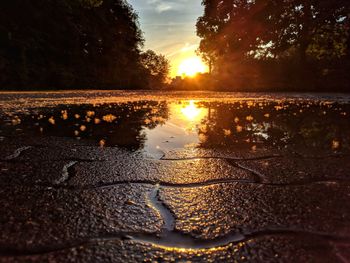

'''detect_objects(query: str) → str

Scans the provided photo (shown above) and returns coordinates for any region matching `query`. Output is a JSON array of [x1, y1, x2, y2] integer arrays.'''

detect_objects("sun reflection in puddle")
[[144, 100, 207, 158], [181, 100, 204, 121]]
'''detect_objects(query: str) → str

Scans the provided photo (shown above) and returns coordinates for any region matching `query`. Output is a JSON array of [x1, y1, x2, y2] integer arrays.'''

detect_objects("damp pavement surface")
[[1, 91, 350, 262]]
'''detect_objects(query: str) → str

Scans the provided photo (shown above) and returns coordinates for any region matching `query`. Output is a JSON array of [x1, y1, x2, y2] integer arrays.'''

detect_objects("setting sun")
[[178, 57, 207, 77]]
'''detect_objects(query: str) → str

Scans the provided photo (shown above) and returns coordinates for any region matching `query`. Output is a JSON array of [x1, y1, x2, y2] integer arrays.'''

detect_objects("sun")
[[178, 57, 207, 77]]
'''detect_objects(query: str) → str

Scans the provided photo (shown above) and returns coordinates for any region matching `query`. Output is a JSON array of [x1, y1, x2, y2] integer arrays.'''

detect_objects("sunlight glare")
[[180, 100, 204, 121], [178, 57, 206, 77]]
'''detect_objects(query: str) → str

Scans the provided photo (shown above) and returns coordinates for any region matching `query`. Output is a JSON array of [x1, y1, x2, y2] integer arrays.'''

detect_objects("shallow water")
[[0, 91, 349, 157]]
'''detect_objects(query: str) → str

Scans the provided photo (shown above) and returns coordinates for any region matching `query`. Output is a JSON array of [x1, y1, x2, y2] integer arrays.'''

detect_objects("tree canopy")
[[140, 50, 170, 88], [197, 0, 350, 91], [0, 0, 167, 90]]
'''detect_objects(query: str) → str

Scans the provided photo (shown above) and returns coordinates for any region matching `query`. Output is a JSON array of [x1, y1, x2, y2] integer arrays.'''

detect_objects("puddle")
[[0, 95, 350, 156]]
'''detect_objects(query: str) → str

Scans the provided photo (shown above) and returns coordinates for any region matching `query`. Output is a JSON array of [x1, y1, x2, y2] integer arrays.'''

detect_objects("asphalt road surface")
[[0, 91, 349, 262]]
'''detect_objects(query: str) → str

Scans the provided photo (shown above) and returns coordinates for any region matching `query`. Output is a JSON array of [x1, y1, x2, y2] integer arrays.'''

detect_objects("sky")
[[128, 0, 207, 77]]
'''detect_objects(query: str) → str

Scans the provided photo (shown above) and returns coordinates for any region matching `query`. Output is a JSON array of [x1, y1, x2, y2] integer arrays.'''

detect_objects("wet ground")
[[0, 91, 350, 262]]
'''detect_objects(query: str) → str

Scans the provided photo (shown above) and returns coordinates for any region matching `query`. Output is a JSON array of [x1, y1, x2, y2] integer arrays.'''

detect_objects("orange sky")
[[128, 0, 208, 77]]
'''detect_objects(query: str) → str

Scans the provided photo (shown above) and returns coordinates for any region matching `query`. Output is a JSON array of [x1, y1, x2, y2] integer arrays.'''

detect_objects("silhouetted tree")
[[0, 0, 164, 90], [197, 0, 350, 91], [140, 50, 170, 88], [78, 0, 103, 7]]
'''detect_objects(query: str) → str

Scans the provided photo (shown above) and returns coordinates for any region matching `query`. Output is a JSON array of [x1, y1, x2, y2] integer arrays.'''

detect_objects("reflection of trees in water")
[[0, 101, 169, 150], [197, 101, 350, 152], [2, 100, 350, 152]]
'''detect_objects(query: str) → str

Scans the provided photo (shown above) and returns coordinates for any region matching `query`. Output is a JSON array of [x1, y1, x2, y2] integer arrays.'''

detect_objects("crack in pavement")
[[76, 177, 350, 190], [2, 230, 349, 257], [225, 159, 264, 183], [2, 184, 350, 257], [2, 177, 350, 191], [129, 185, 350, 249], [1, 149, 350, 257], [53, 161, 78, 185], [3, 146, 32, 160], [5, 152, 349, 189], [0, 233, 129, 257]]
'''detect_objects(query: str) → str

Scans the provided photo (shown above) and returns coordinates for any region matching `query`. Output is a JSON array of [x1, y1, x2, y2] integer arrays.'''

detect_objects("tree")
[[197, 0, 349, 62], [196, 0, 350, 90], [0, 0, 148, 89], [78, 0, 103, 7], [140, 50, 170, 88]]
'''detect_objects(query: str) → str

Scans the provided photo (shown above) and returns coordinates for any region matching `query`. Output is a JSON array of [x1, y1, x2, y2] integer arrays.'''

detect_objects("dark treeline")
[[0, 0, 169, 90], [1, 0, 349, 91], [196, 0, 350, 91]]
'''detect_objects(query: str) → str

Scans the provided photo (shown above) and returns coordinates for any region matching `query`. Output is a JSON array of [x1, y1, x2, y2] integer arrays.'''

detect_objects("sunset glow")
[[178, 57, 207, 77], [180, 100, 205, 121]]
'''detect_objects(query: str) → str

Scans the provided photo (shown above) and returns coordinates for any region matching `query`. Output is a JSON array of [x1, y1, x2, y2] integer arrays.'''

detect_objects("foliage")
[[78, 0, 104, 8], [196, 0, 350, 91], [307, 24, 348, 60], [0, 0, 167, 90], [140, 50, 170, 88]]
